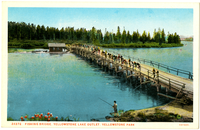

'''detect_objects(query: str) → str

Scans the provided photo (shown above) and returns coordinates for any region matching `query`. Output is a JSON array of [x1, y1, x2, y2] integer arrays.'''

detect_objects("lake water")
[[7, 41, 192, 121]]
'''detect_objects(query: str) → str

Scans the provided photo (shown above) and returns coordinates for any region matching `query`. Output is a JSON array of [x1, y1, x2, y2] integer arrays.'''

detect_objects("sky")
[[8, 8, 193, 37]]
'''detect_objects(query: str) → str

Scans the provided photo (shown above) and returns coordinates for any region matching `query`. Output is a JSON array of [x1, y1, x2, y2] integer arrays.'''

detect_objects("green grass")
[[8, 39, 89, 49], [8, 48, 36, 53], [95, 42, 183, 48], [8, 39, 183, 49]]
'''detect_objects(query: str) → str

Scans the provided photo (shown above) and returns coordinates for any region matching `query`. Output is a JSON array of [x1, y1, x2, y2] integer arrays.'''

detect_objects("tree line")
[[8, 21, 181, 45]]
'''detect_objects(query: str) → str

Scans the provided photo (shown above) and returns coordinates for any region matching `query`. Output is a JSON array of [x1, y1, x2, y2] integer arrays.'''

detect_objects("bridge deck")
[[71, 46, 193, 99], [140, 63, 193, 92]]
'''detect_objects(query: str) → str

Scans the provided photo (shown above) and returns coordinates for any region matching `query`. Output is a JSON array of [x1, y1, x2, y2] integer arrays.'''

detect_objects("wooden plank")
[[127, 73, 138, 78], [141, 80, 152, 85], [110, 67, 116, 69], [176, 88, 182, 98], [157, 93, 177, 100], [116, 70, 124, 73]]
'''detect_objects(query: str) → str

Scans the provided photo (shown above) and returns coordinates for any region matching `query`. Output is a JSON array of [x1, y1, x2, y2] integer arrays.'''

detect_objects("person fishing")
[[130, 61, 134, 68], [120, 56, 123, 64], [137, 63, 141, 71], [156, 69, 159, 78], [113, 101, 117, 113], [99, 98, 117, 113], [128, 58, 131, 67], [153, 68, 156, 78], [113, 55, 116, 62], [98, 47, 100, 55], [117, 54, 120, 63], [134, 61, 137, 70]]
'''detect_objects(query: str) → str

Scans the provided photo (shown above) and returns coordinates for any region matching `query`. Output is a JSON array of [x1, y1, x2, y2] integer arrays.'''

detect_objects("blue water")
[[8, 53, 173, 121], [8, 41, 192, 121]]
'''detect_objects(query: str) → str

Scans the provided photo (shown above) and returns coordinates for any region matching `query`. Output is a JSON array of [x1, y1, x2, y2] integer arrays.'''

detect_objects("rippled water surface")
[[8, 52, 174, 121]]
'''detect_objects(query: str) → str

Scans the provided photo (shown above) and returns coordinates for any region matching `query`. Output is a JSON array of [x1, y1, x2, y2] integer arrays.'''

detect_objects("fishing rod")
[[99, 98, 113, 106]]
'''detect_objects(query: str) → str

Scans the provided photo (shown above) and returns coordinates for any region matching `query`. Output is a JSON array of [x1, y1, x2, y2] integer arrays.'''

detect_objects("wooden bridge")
[[69, 45, 193, 101]]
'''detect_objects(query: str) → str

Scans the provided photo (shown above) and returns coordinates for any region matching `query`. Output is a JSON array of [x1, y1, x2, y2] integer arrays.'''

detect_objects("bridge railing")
[[106, 49, 193, 80], [74, 46, 187, 90], [119, 62, 186, 90]]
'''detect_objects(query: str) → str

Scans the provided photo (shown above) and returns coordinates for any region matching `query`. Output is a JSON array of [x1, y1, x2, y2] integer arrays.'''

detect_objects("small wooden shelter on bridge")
[[48, 43, 66, 52]]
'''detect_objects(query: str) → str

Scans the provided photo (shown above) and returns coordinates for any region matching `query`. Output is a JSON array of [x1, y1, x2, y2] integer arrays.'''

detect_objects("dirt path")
[[134, 100, 193, 118]]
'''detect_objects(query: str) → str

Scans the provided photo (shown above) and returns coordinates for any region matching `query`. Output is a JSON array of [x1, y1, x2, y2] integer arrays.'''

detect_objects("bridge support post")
[[156, 84, 161, 92], [102, 60, 105, 71], [135, 76, 139, 87], [126, 68, 128, 83], [116, 66, 118, 76], [129, 71, 133, 85], [166, 88, 169, 94]]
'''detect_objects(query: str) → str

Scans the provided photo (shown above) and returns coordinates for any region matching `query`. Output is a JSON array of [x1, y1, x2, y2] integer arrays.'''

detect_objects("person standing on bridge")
[[128, 58, 131, 67], [117, 54, 120, 63], [134, 62, 137, 70], [101, 50, 103, 56], [130, 61, 133, 68], [153, 68, 156, 78], [156, 70, 159, 78], [114, 55, 117, 62], [112, 101, 117, 113], [98, 47, 100, 55], [137, 63, 141, 71], [120, 56, 122, 66]]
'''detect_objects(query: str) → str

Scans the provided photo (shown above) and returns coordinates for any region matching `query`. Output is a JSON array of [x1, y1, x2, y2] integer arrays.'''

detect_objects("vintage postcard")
[[1, 1, 199, 129]]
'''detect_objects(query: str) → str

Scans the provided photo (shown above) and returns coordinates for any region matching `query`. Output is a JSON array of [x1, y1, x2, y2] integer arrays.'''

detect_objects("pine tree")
[[136, 30, 140, 40], [116, 26, 121, 43], [147, 32, 151, 42], [104, 31, 109, 44], [126, 31, 131, 43], [132, 31, 138, 42], [91, 27, 97, 43], [36, 25, 41, 40], [41, 25, 46, 40], [140, 30, 147, 44], [161, 29, 165, 43], [121, 29, 126, 44]]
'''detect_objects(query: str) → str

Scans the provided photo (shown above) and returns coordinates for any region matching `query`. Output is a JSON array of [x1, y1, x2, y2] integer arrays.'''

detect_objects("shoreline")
[[96, 44, 183, 48], [107, 97, 193, 122], [8, 40, 184, 49]]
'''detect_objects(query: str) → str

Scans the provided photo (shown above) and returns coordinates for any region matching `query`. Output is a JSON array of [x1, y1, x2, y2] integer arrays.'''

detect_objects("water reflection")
[[82, 56, 175, 108]]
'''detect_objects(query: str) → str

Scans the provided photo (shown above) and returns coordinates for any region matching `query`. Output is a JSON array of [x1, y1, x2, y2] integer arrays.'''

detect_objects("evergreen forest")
[[8, 21, 182, 49]]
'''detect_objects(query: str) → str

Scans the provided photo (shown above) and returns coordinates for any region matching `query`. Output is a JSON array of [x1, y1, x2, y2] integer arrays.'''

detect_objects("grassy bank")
[[8, 40, 48, 49], [94, 42, 184, 48], [106, 96, 193, 122], [8, 39, 82, 49], [8, 40, 183, 49]]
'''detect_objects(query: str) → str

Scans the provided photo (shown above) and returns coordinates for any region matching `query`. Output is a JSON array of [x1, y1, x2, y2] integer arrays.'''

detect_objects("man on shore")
[[113, 101, 117, 113]]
